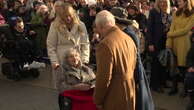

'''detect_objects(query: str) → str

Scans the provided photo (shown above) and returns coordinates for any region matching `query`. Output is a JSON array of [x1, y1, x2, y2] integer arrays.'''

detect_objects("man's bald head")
[[94, 10, 116, 39], [95, 10, 116, 28]]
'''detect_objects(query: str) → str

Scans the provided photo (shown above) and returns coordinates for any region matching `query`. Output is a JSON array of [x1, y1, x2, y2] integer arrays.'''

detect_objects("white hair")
[[95, 10, 116, 27]]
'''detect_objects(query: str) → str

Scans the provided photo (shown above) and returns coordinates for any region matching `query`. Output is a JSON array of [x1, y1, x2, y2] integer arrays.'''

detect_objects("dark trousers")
[[189, 92, 194, 109], [150, 52, 167, 90]]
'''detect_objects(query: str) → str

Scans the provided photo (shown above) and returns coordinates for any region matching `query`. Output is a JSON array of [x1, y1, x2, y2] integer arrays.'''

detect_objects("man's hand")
[[92, 33, 100, 42], [29, 30, 36, 35], [73, 83, 91, 91], [96, 105, 103, 110], [52, 63, 59, 70]]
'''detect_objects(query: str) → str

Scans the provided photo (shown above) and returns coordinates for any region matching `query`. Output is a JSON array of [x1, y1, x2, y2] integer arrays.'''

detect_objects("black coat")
[[147, 9, 171, 51], [186, 34, 194, 67]]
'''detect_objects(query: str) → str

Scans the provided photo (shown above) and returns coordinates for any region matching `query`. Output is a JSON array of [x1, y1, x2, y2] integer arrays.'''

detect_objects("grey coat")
[[56, 64, 96, 93]]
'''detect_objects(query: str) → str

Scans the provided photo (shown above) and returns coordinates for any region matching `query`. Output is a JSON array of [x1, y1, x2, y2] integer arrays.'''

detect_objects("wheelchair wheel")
[[6, 73, 21, 81]]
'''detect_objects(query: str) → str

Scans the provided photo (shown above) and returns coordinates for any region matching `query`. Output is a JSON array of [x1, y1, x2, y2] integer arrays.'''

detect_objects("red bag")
[[61, 89, 97, 110]]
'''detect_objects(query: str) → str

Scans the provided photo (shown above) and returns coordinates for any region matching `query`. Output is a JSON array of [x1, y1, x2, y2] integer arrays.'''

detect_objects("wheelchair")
[[0, 24, 40, 81]]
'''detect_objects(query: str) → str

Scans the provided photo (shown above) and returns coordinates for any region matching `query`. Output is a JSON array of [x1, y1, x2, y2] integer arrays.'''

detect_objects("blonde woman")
[[47, 1, 90, 88], [147, 0, 172, 93], [166, 0, 194, 95]]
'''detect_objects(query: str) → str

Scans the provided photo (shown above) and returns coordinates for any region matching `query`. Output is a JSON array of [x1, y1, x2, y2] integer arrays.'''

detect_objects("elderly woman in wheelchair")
[[56, 48, 96, 110]]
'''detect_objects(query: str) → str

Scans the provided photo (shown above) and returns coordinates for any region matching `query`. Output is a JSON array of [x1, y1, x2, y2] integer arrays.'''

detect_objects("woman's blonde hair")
[[155, 0, 171, 14], [54, 1, 83, 34]]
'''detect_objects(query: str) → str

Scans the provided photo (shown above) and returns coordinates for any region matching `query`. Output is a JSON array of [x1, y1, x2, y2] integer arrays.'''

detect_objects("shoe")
[[28, 61, 46, 69], [168, 88, 178, 96], [23, 63, 29, 69]]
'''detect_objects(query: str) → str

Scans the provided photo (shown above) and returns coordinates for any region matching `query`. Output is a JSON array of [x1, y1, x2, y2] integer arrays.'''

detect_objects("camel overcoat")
[[94, 27, 137, 110]]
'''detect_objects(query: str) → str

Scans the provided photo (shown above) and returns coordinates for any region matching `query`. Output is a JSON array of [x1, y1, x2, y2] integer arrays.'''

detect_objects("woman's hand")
[[188, 67, 194, 72], [148, 45, 155, 52], [166, 45, 172, 49], [73, 83, 91, 91], [52, 63, 60, 70]]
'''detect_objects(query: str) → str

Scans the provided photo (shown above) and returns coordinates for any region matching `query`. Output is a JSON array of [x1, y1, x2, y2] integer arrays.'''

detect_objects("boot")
[[168, 87, 178, 96], [168, 78, 178, 96]]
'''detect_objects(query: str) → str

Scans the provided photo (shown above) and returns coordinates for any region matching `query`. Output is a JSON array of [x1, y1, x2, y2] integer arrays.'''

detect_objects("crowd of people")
[[0, 0, 194, 110]]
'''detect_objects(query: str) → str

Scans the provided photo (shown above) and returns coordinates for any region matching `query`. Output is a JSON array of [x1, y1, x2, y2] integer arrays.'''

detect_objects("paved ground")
[[0, 58, 189, 110], [0, 80, 59, 110]]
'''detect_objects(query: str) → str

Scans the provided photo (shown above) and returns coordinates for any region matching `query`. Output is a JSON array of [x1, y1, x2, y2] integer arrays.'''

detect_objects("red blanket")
[[61, 89, 97, 110]]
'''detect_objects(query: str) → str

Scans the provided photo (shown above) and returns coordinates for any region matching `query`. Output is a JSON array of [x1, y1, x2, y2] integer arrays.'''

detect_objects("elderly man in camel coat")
[[94, 10, 137, 110]]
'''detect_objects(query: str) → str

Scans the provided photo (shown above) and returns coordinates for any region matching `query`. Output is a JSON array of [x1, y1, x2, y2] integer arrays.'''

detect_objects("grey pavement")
[[0, 80, 59, 110], [0, 58, 189, 110]]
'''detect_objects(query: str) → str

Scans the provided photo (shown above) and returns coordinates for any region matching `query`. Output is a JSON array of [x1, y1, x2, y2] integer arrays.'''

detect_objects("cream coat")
[[47, 20, 90, 88], [47, 21, 90, 65]]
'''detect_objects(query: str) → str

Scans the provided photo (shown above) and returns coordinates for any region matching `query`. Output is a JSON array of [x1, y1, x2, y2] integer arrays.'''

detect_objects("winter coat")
[[166, 13, 194, 66], [124, 25, 154, 110], [186, 35, 194, 68], [123, 26, 145, 54], [94, 26, 137, 110], [47, 20, 90, 66], [147, 8, 171, 51], [56, 64, 95, 93], [47, 20, 90, 89]]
